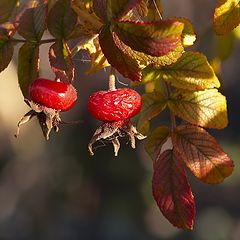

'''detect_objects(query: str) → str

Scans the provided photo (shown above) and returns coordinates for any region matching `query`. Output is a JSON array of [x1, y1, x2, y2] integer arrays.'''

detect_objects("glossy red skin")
[[88, 88, 142, 121], [29, 79, 77, 111]]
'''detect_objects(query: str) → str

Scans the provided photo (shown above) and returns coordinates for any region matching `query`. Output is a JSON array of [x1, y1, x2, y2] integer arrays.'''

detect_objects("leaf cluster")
[[0, 0, 238, 231]]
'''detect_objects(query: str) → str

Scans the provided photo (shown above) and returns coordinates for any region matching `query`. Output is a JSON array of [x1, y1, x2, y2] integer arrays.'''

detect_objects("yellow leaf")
[[80, 37, 110, 74], [168, 89, 228, 129], [72, 0, 102, 36], [142, 52, 220, 90], [214, 0, 240, 35], [138, 91, 167, 130], [233, 25, 240, 38], [173, 18, 196, 47], [145, 125, 170, 161], [173, 125, 234, 184]]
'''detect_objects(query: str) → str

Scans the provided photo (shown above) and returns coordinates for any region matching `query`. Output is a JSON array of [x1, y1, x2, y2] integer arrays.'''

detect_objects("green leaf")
[[49, 40, 74, 82], [47, 0, 78, 39], [214, 0, 240, 35], [147, 52, 220, 91], [99, 26, 142, 81], [114, 20, 184, 57], [0, 37, 14, 73], [152, 149, 196, 230], [0, 0, 18, 24], [173, 125, 234, 184], [18, 2, 47, 42], [173, 18, 196, 47], [18, 42, 39, 98], [145, 125, 170, 161], [138, 91, 167, 130], [168, 89, 228, 129], [141, 66, 162, 84]]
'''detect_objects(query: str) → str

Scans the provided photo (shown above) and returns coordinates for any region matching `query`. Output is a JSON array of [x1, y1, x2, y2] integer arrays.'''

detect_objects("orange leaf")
[[214, 0, 240, 35], [152, 149, 196, 230], [173, 125, 234, 184]]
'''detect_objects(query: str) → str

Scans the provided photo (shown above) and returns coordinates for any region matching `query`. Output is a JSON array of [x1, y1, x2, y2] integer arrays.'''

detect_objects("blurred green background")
[[0, 0, 240, 239]]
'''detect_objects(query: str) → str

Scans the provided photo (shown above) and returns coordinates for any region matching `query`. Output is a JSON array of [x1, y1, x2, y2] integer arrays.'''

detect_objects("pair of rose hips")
[[16, 78, 144, 156]]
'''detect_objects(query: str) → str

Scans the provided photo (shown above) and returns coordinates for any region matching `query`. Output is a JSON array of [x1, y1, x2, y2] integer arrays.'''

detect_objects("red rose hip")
[[88, 88, 142, 121], [88, 87, 145, 156], [15, 78, 78, 140], [30, 78, 77, 111]]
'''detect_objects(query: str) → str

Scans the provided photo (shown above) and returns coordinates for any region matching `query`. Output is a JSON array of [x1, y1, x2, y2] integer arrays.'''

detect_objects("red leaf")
[[114, 20, 184, 57], [49, 40, 74, 82], [173, 125, 234, 184], [152, 149, 196, 230], [99, 26, 142, 81]]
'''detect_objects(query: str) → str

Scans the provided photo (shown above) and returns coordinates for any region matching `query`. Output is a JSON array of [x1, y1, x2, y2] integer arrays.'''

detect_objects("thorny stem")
[[164, 82, 176, 130], [109, 67, 116, 91]]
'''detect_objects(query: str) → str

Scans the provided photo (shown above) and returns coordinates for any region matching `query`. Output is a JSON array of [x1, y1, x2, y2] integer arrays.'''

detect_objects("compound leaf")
[[152, 149, 196, 230], [168, 89, 228, 129], [173, 124, 234, 183]]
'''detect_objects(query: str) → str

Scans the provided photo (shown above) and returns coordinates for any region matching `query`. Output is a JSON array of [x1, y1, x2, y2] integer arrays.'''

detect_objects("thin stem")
[[12, 38, 26, 43], [109, 67, 116, 91], [39, 39, 57, 44], [152, 0, 163, 20], [12, 38, 57, 44], [164, 82, 176, 130]]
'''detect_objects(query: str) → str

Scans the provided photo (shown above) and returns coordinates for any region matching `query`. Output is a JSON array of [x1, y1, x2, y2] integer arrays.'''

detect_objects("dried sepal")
[[88, 119, 146, 156], [15, 99, 62, 140]]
